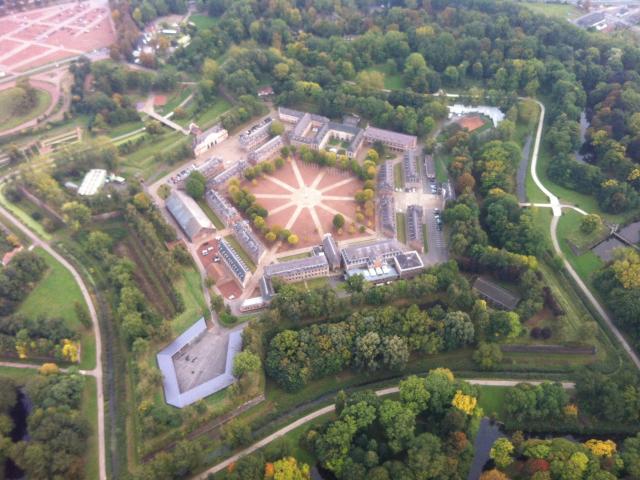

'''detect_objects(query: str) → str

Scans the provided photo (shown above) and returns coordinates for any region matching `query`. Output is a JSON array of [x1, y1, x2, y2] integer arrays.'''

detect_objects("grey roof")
[[378, 161, 394, 193], [379, 196, 396, 235], [157, 319, 244, 408], [473, 277, 520, 310], [342, 239, 403, 269], [206, 189, 238, 227], [260, 275, 275, 300], [165, 191, 214, 241], [195, 124, 225, 145], [240, 117, 272, 147], [278, 107, 305, 121], [210, 161, 248, 187], [322, 233, 341, 270], [364, 126, 417, 150], [403, 150, 420, 185], [394, 251, 424, 271], [232, 220, 265, 263], [617, 221, 640, 245], [406, 205, 423, 242], [264, 254, 328, 278], [248, 135, 283, 163], [592, 237, 626, 262], [219, 239, 250, 283], [577, 11, 605, 27]]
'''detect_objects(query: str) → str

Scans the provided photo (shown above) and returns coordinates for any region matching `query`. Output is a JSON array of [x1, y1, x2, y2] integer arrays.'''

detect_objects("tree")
[[287, 234, 299, 245], [479, 470, 509, 480], [232, 351, 261, 378], [270, 121, 284, 136], [133, 192, 152, 210], [379, 399, 416, 453], [185, 171, 206, 199], [355, 71, 384, 93], [270, 457, 311, 480], [62, 201, 91, 232], [158, 184, 171, 199], [345, 274, 365, 293], [473, 343, 503, 370], [580, 214, 602, 234], [333, 214, 345, 230], [382, 335, 409, 370], [490, 438, 514, 469], [399, 375, 431, 413], [443, 311, 474, 349]]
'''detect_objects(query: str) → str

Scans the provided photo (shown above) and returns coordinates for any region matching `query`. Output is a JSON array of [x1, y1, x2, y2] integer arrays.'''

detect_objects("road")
[[193, 378, 574, 479], [0, 202, 107, 480]]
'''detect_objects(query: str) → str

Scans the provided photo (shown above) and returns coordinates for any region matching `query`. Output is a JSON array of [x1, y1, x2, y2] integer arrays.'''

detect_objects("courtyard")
[[245, 158, 375, 252]]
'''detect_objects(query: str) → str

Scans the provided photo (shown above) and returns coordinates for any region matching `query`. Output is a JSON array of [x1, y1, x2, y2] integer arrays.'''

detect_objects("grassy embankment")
[[0, 87, 52, 133]]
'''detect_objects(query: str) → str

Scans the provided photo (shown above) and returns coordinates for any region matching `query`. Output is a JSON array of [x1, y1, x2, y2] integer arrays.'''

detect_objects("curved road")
[[522, 100, 640, 370], [0, 203, 107, 479], [194, 379, 574, 479]]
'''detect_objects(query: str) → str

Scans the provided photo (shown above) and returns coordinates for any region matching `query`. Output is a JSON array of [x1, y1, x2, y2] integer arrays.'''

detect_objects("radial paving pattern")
[[247, 159, 375, 248]]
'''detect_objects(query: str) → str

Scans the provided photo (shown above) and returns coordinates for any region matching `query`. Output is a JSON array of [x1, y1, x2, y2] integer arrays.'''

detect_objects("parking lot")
[[424, 206, 448, 265]]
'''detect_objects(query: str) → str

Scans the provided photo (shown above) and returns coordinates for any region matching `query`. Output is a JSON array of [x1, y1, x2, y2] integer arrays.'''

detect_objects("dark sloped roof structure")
[[473, 277, 520, 311], [165, 191, 214, 241]]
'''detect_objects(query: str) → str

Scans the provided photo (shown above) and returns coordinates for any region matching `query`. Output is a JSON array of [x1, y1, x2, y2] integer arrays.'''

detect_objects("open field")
[[365, 63, 405, 90], [190, 14, 220, 30], [0, 188, 52, 240], [176, 97, 232, 129], [518, 1, 582, 19], [171, 265, 208, 335], [557, 209, 604, 281], [0, 87, 51, 132], [18, 247, 96, 370], [196, 198, 225, 229]]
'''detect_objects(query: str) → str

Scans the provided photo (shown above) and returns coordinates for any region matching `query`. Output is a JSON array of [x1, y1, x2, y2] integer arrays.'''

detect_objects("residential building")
[[473, 276, 520, 311], [278, 107, 304, 124], [239, 117, 273, 150], [78, 169, 107, 196], [322, 233, 341, 271], [219, 238, 251, 288], [175, 157, 223, 188], [393, 251, 424, 279], [206, 189, 238, 227], [378, 160, 394, 194], [232, 220, 266, 264], [379, 196, 396, 238], [403, 150, 420, 189], [165, 191, 215, 242], [364, 126, 417, 151], [248, 135, 284, 164], [405, 205, 424, 252], [264, 255, 329, 283], [192, 124, 228, 156], [341, 239, 403, 271]]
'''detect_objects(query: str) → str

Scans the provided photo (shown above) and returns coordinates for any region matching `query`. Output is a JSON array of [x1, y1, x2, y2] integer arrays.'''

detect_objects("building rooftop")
[[473, 276, 520, 310], [322, 233, 341, 269], [342, 239, 403, 267], [232, 220, 265, 262], [78, 169, 107, 196], [157, 318, 244, 408], [364, 126, 417, 149], [394, 251, 424, 271], [219, 239, 250, 283], [165, 190, 214, 241], [194, 124, 226, 145], [264, 254, 329, 278], [346, 263, 399, 283], [617, 221, 640, 245]]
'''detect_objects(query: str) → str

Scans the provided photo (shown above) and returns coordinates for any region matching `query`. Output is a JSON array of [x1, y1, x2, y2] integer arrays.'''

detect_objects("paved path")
[[193, 378, 574, 479], [0, 202, 107, 480]]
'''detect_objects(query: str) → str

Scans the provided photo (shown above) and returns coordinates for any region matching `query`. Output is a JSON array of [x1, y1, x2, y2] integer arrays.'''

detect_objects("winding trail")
[[0, 202, 107, 479], [193, 378, 574, 479]]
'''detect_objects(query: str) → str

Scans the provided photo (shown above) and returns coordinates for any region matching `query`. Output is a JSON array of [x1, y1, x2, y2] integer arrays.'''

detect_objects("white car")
[[207, 246, 214, 252], [202, 250, 208, 256]]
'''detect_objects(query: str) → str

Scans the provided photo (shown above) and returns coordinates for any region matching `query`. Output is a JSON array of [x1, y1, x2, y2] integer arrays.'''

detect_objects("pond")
[[468, 417, 505, 480], [5, 389, 30, 480]]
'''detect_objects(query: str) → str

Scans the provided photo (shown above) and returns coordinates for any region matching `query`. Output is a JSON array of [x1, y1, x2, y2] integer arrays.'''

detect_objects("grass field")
[[0, 87, 51, 133], [435, 155, 449, 183], [196, 198, 225, 229], [0, 188, 52, 240], [119, 132, 187, 179], [394, 163, 404, 189], [18, 248, 96, 370], [190, 14, 220, 29], [83, 376, 99, 480], [158, 86, 194, 115], [171, 265, 208, 335], [365, 63, 405, 90], [519, 1, 582, 19], [396, 212, 407, 243], [177, 97, 232, 130], [224, 234, 257, 271], [422, 223, 429, 252], [557, 209, 604, 281], [107, 121, 145, 138], [477, 385, 509, 419]]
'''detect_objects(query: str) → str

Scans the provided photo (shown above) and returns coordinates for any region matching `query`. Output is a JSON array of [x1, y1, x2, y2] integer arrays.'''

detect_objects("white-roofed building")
[[78, 169, 107, 196]]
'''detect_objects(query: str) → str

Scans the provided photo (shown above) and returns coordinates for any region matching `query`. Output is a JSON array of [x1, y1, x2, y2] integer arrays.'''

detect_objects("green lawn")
[[170, 265, 208, 335], [119, 132, 186, 179], [558, 208, 609, 253], [196, 198, 225, 229], [557, 209, 604, 281], [396, 212, 407, 243], [18, 248, 96, 370], [365, 64, 405, 90], [107, 121, 145, 138], [158, 86, 194, 115], [394, 163, 404, 189], [0, 188, 52, 240], [434, 155, 449, 183], [422, 223, 429, 253], [178, 98, 232, 130], [223, 235, 257, 271], [519, 1, 582, 19], [190, 14, 220, 29], [477, 385, 509, 419], [0, 87, 52, 133]]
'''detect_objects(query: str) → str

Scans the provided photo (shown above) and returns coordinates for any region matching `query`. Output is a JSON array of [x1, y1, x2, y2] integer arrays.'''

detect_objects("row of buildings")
[[278, 107, 417, 158]]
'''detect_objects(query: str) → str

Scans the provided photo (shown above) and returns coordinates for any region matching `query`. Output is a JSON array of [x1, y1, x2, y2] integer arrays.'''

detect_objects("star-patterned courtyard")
[[245, 158, 376, 251]]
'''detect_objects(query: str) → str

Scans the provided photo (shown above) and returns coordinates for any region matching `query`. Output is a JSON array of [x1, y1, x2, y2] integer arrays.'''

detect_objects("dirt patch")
[[456, 115, 486, 132], [218, 280, 242, 299]]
